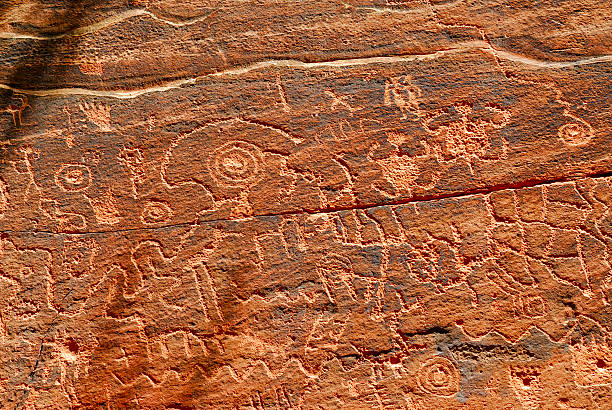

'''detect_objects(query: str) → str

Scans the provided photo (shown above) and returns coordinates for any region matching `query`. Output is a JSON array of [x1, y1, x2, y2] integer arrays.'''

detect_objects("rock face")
[[0, 0, 611, 408]]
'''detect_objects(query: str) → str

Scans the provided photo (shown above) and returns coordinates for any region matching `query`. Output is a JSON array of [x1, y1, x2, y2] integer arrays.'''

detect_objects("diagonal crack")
[[258, 169, 612, 219], [1, 169, 610, 237]]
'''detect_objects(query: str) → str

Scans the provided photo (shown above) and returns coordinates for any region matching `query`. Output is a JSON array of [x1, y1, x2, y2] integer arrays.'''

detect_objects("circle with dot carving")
[[558, 121, 592, 146], [141, 201, 173, 225], [55, 164, 92, 192], [209, 141, 264, 187], [417, 356, 460, 396]]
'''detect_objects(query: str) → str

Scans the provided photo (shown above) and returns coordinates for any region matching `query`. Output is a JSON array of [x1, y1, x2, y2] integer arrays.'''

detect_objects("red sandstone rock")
[[0, 1, 610, 408]]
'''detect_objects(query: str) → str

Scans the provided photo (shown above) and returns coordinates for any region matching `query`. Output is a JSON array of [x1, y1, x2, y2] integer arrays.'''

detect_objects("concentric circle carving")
[[558, 121, 592, 146], [417, 356, 460, 396], [141, 201, 173, 224], [55, 164, 92, 192], [208, 141, 264, 187]]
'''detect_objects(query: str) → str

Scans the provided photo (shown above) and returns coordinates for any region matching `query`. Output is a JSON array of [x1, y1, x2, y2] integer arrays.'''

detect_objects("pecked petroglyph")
[[416, 356, 461, 397], [0, 1, 610, 407], [0, 176, 610, 407], [55, 164, 92, 193], [79, 101, 113, 132]]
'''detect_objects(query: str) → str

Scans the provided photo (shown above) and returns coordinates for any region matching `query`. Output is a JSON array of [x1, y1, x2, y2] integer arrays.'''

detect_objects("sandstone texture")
[[0, 0, 611, 409]]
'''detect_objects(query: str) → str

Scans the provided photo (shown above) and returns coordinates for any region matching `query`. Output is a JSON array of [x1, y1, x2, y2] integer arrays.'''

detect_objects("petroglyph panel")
[[0, 0, 610, 408], [0, 176, 610, 407], [0, 50, 610, 233]]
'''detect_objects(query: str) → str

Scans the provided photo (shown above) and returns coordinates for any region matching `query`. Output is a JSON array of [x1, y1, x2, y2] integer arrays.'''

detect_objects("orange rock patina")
[[0, 0, 611, 408]]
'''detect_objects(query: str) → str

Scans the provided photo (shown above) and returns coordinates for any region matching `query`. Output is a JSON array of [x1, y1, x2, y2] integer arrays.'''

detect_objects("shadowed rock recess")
[[0, 0, 611, 408]]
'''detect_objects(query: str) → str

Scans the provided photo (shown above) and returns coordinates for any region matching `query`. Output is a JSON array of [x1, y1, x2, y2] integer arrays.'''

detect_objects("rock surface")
[[0, 0, 611, 408]]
